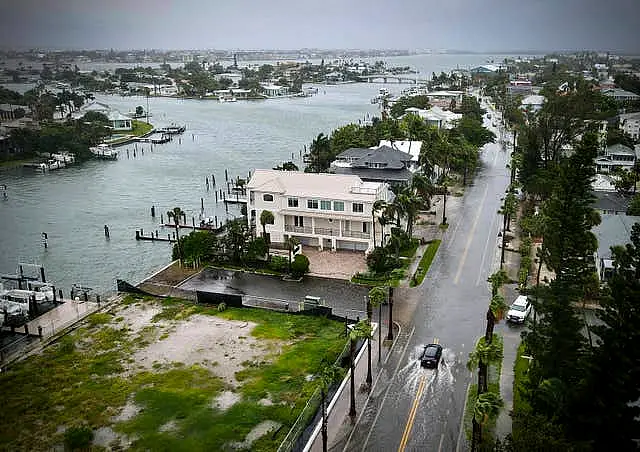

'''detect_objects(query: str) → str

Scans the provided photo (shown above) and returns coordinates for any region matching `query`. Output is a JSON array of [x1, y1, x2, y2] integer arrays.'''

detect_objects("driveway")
[[301, 247, 368, 280]]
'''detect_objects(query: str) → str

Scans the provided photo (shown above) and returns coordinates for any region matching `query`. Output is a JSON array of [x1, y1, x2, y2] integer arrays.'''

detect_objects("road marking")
[[475, 205, 499, 286], [398, 373, 426, 452], [456, 377, 473, 452], [454, 183, 489, 285], [438, 432, 446, 452], [358, 326, 416, 452]]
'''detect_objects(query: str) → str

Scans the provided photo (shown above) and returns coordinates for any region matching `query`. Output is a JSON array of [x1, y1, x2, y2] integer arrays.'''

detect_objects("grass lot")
[[0, 296, 347, 451], [131, 120, 153, 136], [410, 240, 441, 287], [512, 341, 531, 413]]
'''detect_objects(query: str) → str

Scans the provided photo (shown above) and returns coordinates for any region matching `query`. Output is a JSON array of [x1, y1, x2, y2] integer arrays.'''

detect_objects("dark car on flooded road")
[[420, 343, 443, 368]]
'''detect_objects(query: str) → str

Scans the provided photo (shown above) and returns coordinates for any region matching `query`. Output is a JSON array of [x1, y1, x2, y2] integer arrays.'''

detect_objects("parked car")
[[420, 343, 443, 368], [507, 295, 532, 324]]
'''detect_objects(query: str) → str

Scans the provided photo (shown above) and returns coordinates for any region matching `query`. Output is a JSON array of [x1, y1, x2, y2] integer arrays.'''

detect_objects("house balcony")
[[342, 229, 371, 239], [314, 226, 339, 236], [284, 224, 313, 234]]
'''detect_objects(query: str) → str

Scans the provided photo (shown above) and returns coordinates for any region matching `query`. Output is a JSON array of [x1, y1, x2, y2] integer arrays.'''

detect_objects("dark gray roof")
[[336, 147, 372, 159], [351, 146, 412, 170], [592, 191, 631, 213], [593, 214, 640, 259], [333, 166, 413, 184]]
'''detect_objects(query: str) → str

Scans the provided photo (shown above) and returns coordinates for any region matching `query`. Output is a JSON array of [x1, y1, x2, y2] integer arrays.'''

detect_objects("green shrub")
[[267, 255, 288, 273], [366, 247, 398, 273], [64, 426, 93, 451], [291, 254, 310, 277]]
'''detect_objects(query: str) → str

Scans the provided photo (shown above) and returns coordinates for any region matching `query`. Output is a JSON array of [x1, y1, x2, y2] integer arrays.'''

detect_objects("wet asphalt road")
[[342, 111, 511, 452]]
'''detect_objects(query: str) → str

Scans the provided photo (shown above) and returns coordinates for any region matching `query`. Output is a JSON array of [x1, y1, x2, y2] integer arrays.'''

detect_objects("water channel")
[[0, 54, 529, 295]]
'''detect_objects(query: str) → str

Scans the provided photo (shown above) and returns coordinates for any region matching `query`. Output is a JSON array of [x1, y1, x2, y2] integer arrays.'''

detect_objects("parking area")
[[301, 247, 368, 280]]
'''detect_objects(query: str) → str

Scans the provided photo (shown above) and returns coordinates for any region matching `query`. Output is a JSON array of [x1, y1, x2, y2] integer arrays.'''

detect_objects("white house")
[[602, 88, 640, 102], [405, 106, 461, 129], [260, 83, 289, 97], [521, 94, 545, 113], [619, 112, 640, 141], [595, 143, 637, 174], [246, 169, 393, 253], [593, 214, 640, 281], [72, 101, 132, 131], [378, 140, 423, 171]]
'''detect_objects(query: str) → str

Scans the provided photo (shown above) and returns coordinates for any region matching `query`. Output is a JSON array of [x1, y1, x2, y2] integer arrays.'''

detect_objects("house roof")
[[592, 174, 617, 192], [350, 146, 412, 170], [247, 169, 386, 201], [593, 214, 640, 259], [106, 111, 131, 121], [592, 191, 631, 213], [522, 95, 545, 106], [619, 112, 640, 121], [332, 166, 413, 183], [378, 140, 422, 161], [606, 143, 635, 156]]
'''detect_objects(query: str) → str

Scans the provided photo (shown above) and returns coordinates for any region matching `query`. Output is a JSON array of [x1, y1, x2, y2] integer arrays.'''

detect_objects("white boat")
[[50, 152, 76, 165], [37, 159, 66, 172], [219, 94, 237, 102], [90, 144, 118, 160]]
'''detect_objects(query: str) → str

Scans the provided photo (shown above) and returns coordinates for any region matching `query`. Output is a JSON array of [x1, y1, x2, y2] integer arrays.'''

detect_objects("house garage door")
[[337, 240, 368, 252]]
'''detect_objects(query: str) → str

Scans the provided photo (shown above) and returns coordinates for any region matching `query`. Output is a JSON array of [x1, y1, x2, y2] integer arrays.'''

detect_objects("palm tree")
[[307, 133, 331, 173], [285, 236, 300, 274], [372, 200, 387, 249], [410, 172, 435, 211], [467, 335, 503, 395], [318, 362, 340, 452], [349, 319, 373, 418], [167, 207, 186, 262], [471, 391, 503, 451], [368, 286, 386, 369], [485, 293, 507, 344], [259, 210, 274, 244]]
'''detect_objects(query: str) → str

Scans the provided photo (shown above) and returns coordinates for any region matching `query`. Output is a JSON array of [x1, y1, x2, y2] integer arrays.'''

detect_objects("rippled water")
[[1, 54, 527, 295]]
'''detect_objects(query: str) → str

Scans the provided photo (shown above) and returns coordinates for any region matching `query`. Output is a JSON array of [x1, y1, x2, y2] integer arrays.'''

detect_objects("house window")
[[333, 201, 344, 211], [307, 199, 319, 209], [263, 194, 274, 202], [362, 222, 369, 233], [295, 216, 304, 227], [320, 200, 332, 210], [352, 203, 364, 213], [288, 198, 298, 207]]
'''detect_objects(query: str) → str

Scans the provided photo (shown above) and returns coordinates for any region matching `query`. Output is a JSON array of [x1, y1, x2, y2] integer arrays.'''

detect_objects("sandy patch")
[[92, 426, 132, 449], [212, 390, 241, 411], [159, 420, 179, 433], [119, 303, 163, 335], [228, 420, 282, 450], [130, 313, 265, 386], [111, 399, 141, 423]]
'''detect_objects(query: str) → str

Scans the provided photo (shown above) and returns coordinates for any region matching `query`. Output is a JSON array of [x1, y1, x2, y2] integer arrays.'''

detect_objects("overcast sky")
[[1, 0, 638, 53]]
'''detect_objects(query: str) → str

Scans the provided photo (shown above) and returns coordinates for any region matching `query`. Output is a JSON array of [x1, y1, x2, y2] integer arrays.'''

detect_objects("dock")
[[162, 223, 226, 233], [135, 230, 176, 243]]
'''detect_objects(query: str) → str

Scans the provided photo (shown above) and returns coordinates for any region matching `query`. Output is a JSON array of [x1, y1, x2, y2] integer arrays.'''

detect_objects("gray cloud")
[[0, 0, 638, 52]]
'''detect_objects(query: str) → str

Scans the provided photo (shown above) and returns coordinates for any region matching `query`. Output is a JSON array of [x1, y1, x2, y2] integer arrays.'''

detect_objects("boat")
[[90, 144, 118, 160], [50, 152, 76, 165], [219, 94, 237, 103], [157, 124, 186, 135], [36, 159, 66, 172]]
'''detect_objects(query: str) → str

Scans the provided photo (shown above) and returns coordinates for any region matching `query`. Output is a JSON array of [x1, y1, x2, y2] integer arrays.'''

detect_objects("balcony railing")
[[314, 227, 339, 236], [284, 224, 313, 234], [342, 230, 371, 239]]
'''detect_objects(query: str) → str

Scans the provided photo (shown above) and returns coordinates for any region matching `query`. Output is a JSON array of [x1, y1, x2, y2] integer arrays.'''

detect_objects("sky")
[[0, 0, 639, 53]]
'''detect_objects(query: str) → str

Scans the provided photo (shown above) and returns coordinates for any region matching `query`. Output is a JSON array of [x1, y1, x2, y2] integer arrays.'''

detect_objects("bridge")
[[357, 73, 430, 84]]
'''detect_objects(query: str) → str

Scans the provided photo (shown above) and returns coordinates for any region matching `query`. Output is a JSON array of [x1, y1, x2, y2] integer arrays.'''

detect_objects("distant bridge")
[[357, 73, 430, 84]]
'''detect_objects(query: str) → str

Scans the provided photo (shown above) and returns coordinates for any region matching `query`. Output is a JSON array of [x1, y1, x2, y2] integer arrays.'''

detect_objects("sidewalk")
[[304, 321, 400, 452]]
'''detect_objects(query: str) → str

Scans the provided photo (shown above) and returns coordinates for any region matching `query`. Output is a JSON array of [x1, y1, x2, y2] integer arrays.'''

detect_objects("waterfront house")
[[246, 169, 393, 253], [260, 84, 289, 98], [330, 145, 414, 186], [592, 190, 632, 215], [593, 214, 640, 281], [73, 101, 132, 131], [378, 140, 423, 170], [595, 143, 637, 174]]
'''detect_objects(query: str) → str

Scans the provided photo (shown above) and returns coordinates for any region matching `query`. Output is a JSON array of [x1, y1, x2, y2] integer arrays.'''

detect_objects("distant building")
[[593, 214, 640, 281], [507, 80, 533, 96], [595, 144, 637, 174], [404, 106, 461, 129], [260, 83, 289, 97], [619, 112, 640, 141], [72, 101, 132, 131], [602, 88, 640, 102], [521, 94, 545, 113], [592, 191, 632, 215]]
